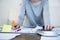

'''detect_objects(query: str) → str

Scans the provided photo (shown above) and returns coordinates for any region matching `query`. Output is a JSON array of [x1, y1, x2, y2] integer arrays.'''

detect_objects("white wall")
[[8, 0, 23, 23], [0, 0, 23, 25], [0, 0, 8, 25], [49, 0, 60, 27]]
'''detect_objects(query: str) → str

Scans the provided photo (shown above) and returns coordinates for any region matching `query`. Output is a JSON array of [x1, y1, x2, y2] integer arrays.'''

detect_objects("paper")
[[17, 28, 36, 33], [2, 25, 12, 32]]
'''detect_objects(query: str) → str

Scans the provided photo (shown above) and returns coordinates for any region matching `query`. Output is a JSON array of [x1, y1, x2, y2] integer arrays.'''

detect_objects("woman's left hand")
[[43, 25, 54, 31]]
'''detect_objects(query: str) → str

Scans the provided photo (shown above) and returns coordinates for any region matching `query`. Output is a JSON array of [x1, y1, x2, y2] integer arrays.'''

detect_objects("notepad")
[[2, 25, 12, 32]]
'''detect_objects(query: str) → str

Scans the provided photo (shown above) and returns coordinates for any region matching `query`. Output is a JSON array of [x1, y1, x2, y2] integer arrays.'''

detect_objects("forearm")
[[17, 17, 24, 26]]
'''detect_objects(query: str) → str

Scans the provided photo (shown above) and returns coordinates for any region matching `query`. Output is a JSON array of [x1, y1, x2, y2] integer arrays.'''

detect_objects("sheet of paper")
[[17, 28, 37, 33], [2, 25, 12, 32]]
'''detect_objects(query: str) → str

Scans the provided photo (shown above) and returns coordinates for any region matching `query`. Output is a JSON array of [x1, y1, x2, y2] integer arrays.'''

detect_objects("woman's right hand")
[[12, 25, 20, 30]]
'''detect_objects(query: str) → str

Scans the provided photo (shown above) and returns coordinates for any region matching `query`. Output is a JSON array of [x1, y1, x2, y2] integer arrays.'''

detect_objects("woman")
[[12, 0, 54, 40], [14, 0, 54, 30]]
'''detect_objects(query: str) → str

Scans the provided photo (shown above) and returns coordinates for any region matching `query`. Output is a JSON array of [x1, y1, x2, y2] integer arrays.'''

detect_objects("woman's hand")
[[12, 25, 20, 30], [43, 25, 54, 31]]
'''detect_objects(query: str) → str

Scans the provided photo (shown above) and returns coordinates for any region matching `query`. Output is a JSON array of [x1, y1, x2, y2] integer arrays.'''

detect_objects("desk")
[[0, 26, 60, 40], [0, 27, 37, 40]]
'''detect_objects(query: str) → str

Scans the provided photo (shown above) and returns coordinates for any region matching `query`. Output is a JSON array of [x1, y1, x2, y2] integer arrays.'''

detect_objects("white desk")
[[0, 27, 37, 40], [0, 26, 60, 40]]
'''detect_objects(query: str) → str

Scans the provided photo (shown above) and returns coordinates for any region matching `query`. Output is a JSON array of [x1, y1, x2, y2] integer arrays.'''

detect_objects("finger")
[[52, 26, 54, 29], [51, 26, 54, 30], [49, 26, 54, 30], [16, 25, 20, 29], [47, 25, 50, 30], [46, 25, 48, 30], [49, 25, 52, 30], [12, 27, 17, 30], [44, 25, 47, 30], [43, 26, 44, 30]]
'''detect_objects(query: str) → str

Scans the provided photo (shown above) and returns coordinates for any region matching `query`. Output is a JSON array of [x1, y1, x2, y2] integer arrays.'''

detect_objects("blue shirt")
[[18, 0, 49, 28]]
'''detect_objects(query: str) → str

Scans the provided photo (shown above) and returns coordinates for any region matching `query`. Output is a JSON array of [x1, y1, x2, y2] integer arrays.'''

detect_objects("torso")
[[25, 0, 44, 26]]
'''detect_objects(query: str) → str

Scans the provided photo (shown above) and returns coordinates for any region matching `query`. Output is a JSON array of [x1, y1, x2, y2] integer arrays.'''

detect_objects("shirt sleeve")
[[43, 0, 51, 25], [17, 2, 26, 26]]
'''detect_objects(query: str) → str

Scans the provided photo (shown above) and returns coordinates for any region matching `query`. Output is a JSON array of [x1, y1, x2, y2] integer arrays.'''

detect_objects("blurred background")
[[0, 0, 60, 27]]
